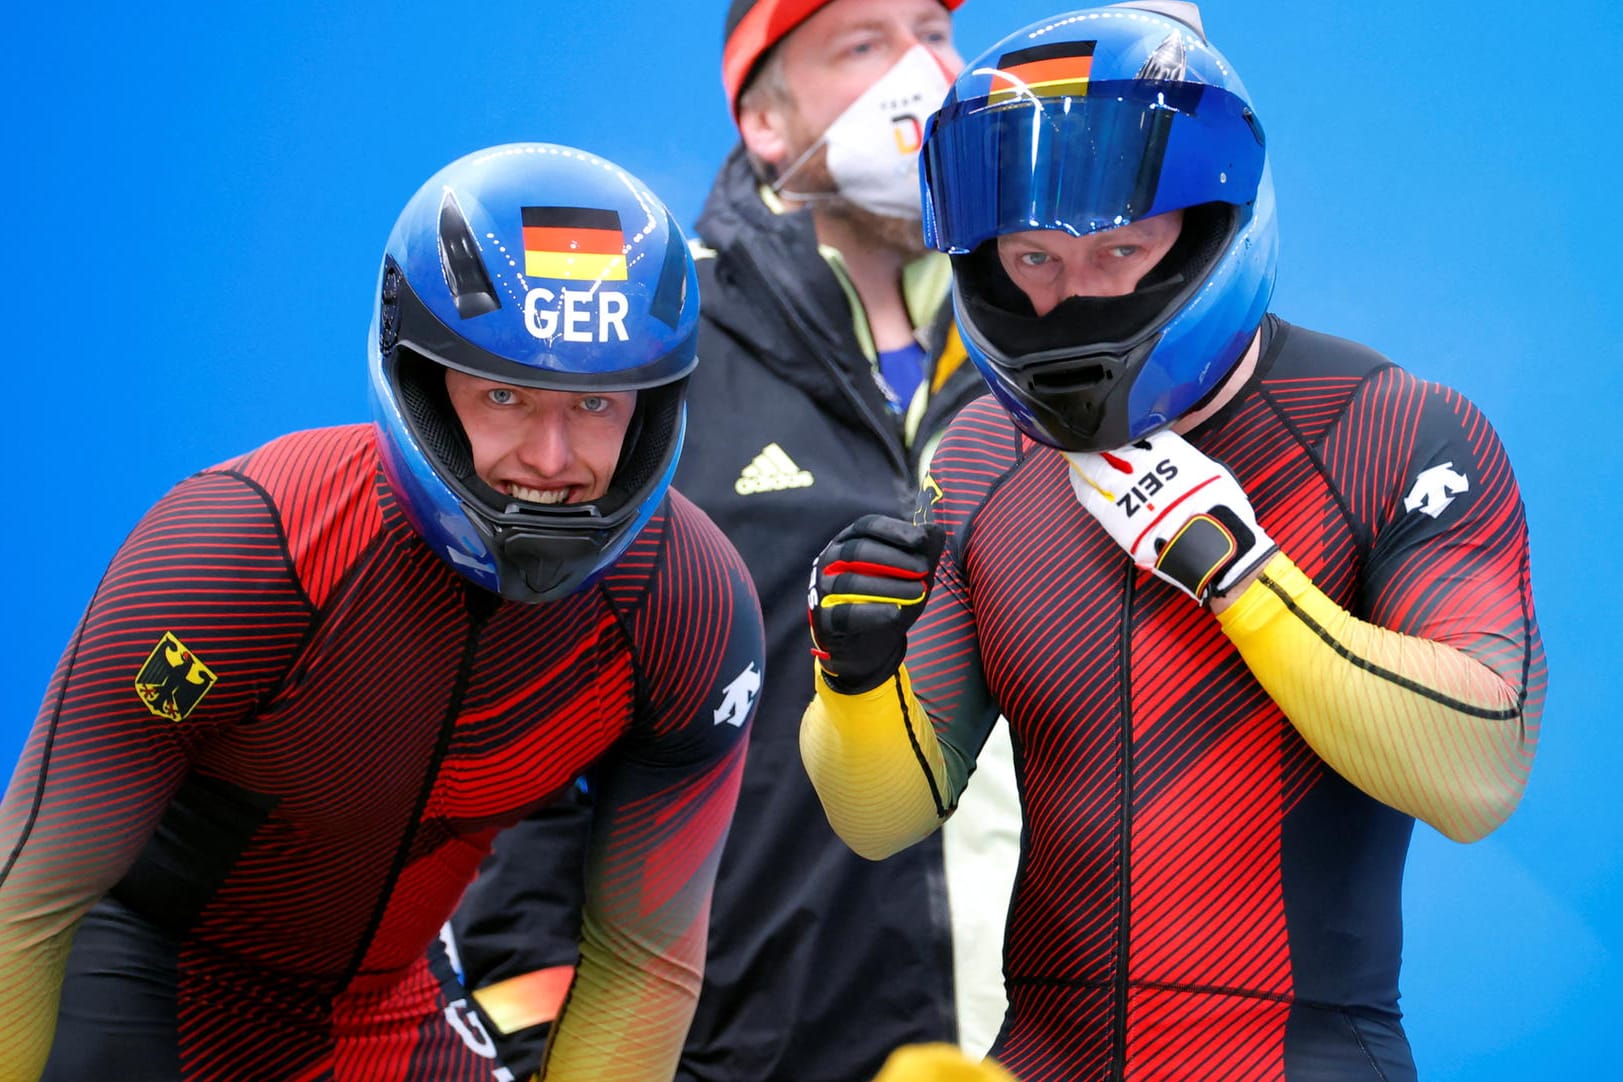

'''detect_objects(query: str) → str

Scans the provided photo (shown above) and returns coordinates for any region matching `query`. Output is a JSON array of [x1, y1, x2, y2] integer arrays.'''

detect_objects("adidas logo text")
[[736, 443, 815, 495]]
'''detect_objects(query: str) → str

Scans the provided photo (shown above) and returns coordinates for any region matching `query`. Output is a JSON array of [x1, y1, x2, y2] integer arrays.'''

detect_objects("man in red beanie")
[[445, 2, 1021, 1080], [722, 0, 967, 410]]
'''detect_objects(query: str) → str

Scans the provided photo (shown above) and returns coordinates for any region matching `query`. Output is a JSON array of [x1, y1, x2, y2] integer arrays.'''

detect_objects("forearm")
[[539, 907, 700, 1081], [800, 664, 953, 860], [537, 717, 747, 1082], [0, 912, 76, 1080], [1218, 553, 1536, 842], [1, 744, 121, 1080]]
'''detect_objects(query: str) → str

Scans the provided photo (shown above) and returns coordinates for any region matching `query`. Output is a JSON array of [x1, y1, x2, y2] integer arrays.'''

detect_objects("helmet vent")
[[1030, 363, 1113, 392], [648, 209, 690, 329], [438, 192, 501, 319], [1136, 32, 1188, 81], [379, 263, 402, 355], [1243, 107, 1266, 148]]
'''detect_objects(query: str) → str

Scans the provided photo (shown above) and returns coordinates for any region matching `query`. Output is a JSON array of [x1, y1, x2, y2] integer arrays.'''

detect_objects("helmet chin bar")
[[497, 529, 606, 604], [952, 204, 1241, 451], [975, 324, 1163, 451], [955, 256, 1183, 450], [963, 268, 1188, 358]]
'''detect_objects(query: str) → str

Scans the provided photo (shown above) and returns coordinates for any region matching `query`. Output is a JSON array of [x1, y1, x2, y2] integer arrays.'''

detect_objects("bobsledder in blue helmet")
[[369, 143, 700, 602], [919, 1, 1276, 451]]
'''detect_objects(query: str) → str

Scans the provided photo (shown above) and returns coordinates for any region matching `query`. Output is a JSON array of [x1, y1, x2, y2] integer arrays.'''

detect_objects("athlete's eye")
[[579, 395, 609, 414], [486, 387, 517, 406]]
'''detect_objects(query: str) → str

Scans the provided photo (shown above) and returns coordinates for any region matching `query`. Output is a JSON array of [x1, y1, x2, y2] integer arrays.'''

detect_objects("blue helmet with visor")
[[920, 1, 1276, 451], [369, 143, 699, 603]]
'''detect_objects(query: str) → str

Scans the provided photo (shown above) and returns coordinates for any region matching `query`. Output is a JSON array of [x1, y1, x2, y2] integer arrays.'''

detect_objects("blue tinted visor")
[[922, 80, 1265, 254]]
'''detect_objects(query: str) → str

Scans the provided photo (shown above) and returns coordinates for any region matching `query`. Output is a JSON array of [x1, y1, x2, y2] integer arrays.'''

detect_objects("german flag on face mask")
[[989, 40, 1096, 105], [521, 206, 627, 281]]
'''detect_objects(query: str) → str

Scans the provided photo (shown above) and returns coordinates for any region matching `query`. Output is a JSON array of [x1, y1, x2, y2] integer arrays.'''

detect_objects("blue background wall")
[[3, 2, 1617, 1076]]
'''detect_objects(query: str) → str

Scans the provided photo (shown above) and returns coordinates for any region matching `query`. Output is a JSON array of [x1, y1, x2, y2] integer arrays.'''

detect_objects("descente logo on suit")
[[735, 443, 815, 495]]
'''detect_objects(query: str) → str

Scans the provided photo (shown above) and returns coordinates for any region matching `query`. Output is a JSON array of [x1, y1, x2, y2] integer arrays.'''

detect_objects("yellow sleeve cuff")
[[802, 665, 951, 859]]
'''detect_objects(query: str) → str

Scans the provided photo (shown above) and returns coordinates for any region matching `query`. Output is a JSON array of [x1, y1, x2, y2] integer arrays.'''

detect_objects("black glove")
[[808, 514, 946, 695]]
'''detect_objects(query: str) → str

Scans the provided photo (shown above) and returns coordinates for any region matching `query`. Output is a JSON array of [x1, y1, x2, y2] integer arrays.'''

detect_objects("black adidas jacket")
[[671, 144, 988, 1082], [447, 145, 989, 1082]]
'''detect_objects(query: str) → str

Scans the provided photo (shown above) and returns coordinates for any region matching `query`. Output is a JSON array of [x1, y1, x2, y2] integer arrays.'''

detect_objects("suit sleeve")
[[1218, 377, 1544, 842], [0, 472, 308, 1079], [537, 510, 763, 1082], [449, 784, 593, 1079], [801, 664, 955, 861], [800, 467, 1001, 862]]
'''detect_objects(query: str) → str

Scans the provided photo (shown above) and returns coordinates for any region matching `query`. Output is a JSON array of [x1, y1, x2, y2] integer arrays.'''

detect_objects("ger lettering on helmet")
[[919, 2, 1277, 452], [368, 143, 700, 603]]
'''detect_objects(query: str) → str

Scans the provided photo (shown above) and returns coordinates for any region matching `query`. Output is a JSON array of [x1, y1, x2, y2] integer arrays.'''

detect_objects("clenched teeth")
[[509, 483, 569, 505]]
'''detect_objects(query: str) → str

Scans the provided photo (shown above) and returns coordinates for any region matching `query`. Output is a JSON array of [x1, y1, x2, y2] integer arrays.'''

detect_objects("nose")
[[512, 415, 573, 477]]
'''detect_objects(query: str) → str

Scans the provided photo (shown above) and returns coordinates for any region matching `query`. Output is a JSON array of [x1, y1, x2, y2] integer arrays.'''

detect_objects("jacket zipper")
[[737, 244, 911, 477], [345, 594, 488, 985], [1111, 566, 1137, 1081]]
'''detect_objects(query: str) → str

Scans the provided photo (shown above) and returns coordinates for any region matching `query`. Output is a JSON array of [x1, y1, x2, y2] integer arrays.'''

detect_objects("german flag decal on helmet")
[[522, 207, 627, 281], [990, 40, 1096, 104], [134, 632, 218, 722]]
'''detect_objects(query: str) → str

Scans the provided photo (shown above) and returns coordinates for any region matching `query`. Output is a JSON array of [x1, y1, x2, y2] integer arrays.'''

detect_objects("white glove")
[[1063, 430, 1277, 605]]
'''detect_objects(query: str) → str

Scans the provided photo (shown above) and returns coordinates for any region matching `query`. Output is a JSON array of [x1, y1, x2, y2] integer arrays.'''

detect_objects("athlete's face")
[[995, 210, 1185, 316], [444, 370, 636, 505]]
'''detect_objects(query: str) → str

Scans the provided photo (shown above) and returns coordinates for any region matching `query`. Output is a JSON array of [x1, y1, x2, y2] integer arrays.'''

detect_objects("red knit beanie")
[[722, 0, 966, 118]]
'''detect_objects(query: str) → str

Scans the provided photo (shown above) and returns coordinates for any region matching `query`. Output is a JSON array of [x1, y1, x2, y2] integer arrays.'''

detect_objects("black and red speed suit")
[[0, 424, 763, 1081], [802, 317, 1546, 1081]]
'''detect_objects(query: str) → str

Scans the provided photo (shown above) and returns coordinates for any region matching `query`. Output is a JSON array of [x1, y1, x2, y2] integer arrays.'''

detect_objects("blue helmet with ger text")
[[920, 2, 1276, 451], [368, 143, 700, 602]]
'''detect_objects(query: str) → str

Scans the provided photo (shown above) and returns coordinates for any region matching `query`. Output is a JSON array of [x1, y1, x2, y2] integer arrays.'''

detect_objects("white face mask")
[[773, 44, 954, 220]]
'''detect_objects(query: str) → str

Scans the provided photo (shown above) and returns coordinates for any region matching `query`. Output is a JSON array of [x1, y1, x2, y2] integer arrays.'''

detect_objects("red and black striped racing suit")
[[0, 424, 763, 1081], [802, 317, 1545, 1081]]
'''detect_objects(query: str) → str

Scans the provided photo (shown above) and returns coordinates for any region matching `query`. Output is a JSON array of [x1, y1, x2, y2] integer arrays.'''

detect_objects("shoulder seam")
[[209, 468, 319, 616], [207, 467, 378, 721], [938, 401, 1027, 570]]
